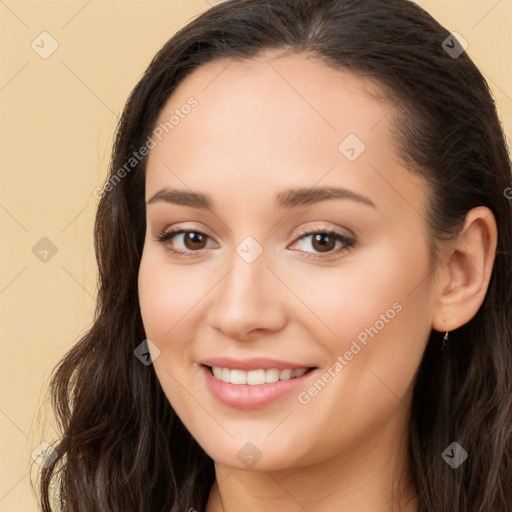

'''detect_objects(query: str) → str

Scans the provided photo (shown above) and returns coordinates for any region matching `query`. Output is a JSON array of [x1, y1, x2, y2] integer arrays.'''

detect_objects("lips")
[[200, 357, 317, 408]]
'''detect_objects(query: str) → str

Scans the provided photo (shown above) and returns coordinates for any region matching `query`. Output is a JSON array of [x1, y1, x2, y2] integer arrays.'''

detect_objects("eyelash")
[[154, 225, 355, 260]]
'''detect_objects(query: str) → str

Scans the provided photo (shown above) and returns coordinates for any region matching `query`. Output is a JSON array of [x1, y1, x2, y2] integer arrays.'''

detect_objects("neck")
[[205, 406, 418, 512]]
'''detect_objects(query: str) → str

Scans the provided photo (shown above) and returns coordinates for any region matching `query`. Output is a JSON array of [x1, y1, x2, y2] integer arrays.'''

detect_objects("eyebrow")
[[146, 186, 376, 209]]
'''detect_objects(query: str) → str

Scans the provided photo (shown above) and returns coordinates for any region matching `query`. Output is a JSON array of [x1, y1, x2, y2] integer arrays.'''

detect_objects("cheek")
[[286, 240, 433, 354], [137, 250, 209, 419], [281, 251, 434, 461], [138, 250, 210, 344], [292, 241, 435, 418]]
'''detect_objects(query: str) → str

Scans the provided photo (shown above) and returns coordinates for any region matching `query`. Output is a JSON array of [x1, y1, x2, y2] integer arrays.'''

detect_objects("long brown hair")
[[35, 0, 512, 510]]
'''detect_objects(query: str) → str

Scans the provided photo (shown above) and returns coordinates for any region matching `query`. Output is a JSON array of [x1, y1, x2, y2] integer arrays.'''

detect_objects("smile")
[[200, 359, 318, 409]]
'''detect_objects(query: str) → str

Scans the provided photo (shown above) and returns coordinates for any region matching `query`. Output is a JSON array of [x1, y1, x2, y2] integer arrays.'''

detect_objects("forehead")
[[145, 51, 426, 220], [153, 50, 394, 145]]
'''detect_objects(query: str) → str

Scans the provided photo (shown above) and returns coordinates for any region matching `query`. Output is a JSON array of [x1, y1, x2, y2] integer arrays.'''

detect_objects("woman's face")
[[138, 51, 441, 470]]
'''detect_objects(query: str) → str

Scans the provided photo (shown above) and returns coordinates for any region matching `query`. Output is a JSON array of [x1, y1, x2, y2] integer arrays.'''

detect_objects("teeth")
[[247, 369, 265, 385], [265, 368, 280, 383], [293, 368, 307, 378], [230, 369, 247, 385], [280, 369, 292, 380], [210, 366, 309, 385]]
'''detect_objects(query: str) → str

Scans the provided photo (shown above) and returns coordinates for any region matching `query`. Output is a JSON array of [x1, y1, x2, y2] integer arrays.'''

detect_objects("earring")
[[442, 331, 449, 351]]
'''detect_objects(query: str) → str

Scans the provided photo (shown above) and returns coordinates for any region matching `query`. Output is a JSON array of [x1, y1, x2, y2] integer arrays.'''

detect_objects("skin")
[[137, 50, 497, 511]]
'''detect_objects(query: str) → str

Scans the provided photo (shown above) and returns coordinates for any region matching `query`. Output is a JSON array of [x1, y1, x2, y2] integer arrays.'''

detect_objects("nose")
[[206, 248, 288, 342]]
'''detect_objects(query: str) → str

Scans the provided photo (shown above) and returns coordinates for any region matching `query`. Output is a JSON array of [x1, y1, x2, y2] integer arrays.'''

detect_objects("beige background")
[[0, 1, 510, 510]]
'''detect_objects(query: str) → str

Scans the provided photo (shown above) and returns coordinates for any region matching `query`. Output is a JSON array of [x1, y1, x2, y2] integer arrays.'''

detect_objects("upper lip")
[[201, 357, 315, 371]]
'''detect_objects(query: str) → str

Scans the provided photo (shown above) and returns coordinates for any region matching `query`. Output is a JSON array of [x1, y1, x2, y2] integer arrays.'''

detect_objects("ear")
[[432, 206, 498, 332]]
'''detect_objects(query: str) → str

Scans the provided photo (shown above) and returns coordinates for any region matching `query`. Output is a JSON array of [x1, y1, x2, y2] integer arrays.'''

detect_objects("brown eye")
[[183, 232, 208, 250], [311, 233, 336, 253], [156, 229, 216, 255], [291, 228, 355, 259]]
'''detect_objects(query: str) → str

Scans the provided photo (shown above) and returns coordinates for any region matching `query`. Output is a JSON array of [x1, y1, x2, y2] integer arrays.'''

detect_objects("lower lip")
[[201, 365, 316, 409]]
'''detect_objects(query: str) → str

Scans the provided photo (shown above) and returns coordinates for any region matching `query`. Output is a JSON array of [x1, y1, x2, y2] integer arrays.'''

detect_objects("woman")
[[36, 0, 512, 510]]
